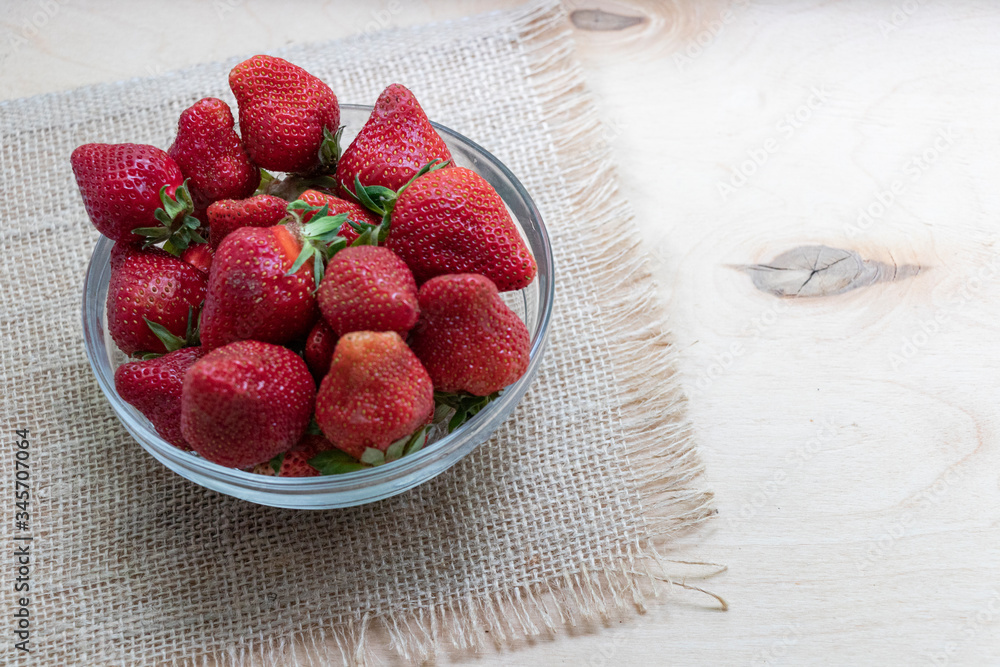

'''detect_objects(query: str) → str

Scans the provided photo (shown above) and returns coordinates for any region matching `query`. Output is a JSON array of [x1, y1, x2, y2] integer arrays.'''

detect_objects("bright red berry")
[[180, 243, 214, 273], [181, 340, 316, 468], [229, 55, 340, 173], [199, 224, 318, 350], [337, 83, 452, 193], [409, 274, 530, 396], [107, 243, 207, 356], [315, 331, 433, 459], [206, 194, 288, 249], [71, 143, 184, 243], [278, 434, 328, 477], [387, 166, 536, 291], [304, 318, 337, 381], [168, 97, 259, 212], [114, 347, 207, 450], [316, 246, 419, 338]]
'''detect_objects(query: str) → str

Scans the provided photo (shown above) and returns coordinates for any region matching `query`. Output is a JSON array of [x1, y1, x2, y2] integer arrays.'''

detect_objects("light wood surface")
[[5, 1, 999, 664]]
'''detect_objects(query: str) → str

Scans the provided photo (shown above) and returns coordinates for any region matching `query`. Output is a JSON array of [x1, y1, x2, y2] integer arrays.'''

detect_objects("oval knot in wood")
[[570, 9, 646, 31], [742, 245, 920, 298]]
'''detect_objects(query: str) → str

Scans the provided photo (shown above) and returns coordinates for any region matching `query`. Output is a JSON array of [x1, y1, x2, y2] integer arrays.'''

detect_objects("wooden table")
[[5, 1, 998, 664]]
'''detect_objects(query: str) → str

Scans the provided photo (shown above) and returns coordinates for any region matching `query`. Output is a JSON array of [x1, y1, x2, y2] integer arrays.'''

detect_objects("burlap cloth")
[[0, 1, 715, 664]]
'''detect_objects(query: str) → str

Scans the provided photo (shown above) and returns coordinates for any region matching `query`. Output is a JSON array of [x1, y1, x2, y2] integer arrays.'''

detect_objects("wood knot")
[[569, 8, 646, 31], [741, 245, 921, 298]]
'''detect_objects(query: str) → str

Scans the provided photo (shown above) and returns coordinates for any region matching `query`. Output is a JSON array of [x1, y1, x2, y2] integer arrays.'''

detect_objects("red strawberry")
[[337, 83, 452, 193], [199, 224, 318, 350], [181, 243, 214, 273], [315, 331, 434, 459], [206, 194, 287, 249], [299, 189, 380, 245], [168, 97, 259, 212], [278, 434, 327, 477], [316, 246, 419, 338], [304, 318, 337, 381], [71, 143, 199, 251], [386, 166, 536, 291], [229, 55, 340, 174], [107, 243, 207, 356], [250, 461, 277, 476], [114, 346, 207, 450], [181, 340, 316, 468], [409, 274, 530, 396]]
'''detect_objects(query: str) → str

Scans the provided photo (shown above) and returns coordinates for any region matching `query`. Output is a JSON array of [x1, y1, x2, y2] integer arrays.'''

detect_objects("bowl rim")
[[81, 104, 555, 502]]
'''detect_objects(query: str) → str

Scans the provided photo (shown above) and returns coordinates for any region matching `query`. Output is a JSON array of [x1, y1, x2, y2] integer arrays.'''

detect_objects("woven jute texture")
[[0, 1, 714, 664]]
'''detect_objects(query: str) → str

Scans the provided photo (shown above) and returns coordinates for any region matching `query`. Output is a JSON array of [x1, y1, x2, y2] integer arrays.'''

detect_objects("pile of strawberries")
[[75, 55, 537, 477]]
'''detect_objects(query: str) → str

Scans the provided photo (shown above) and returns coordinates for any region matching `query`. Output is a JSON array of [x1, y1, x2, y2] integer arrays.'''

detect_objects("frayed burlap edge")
[[192, 3, 718, 665]]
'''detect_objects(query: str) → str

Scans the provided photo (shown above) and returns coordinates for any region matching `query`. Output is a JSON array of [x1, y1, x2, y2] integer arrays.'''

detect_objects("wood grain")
[[3, 1, 999, 664]]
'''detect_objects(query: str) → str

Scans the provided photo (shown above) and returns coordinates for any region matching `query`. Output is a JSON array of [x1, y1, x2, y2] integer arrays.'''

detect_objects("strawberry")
[[167, 97, 259, 212], [298, 189, 380, 245], [303, 318, 337, 381], [250, 461, 277, 476], [71, 143, 202, 253], [206, 194, 287, 249], [114, 346, 207, 450], [316, 246, 419, 338], [199, 224, 319, 350], [252, 434, 330, 476], [315, 331, 434, 459], [107, 243, 207, 356], [181, 243, 214, 273], [229, 55, 340, 174], [382, 166, 536, 291], [181, 340, 316, 468], [409, 273, 530, 396], [277, 434, 328, 477], [337, 83, 452, 193]]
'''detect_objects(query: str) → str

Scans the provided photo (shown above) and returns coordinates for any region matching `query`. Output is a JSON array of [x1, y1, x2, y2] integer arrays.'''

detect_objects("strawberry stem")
[[138, 304, 201, 357], [255, 169, 276, 195], [283, 201, 351, 289], [306, 424, 429, 474], [434, 390, 500, 432], [132, 179, 206, 256], [316, 125, 343, 173], [344, 159, 451, 220], [308, 450, 367, 475]]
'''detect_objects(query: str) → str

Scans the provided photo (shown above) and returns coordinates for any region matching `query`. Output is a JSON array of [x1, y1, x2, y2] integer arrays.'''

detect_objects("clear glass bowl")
[[81, 105, 554, 509]]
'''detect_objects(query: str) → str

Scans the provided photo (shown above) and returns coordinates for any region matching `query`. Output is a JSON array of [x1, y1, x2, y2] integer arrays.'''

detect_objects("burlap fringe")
[[203, 2, 718, 664]]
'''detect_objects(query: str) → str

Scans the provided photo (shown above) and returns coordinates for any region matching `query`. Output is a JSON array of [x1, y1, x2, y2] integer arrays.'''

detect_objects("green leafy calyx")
[[135, 305, 201, 359], [132, 180, 205, 256], [434, 391, 501, 433]]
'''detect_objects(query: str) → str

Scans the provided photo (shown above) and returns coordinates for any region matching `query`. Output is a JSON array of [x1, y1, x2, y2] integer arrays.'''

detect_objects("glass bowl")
[[81, 105, 554, 509]]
